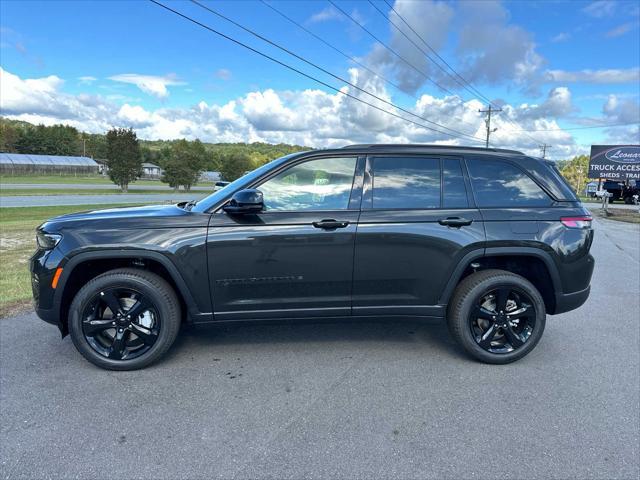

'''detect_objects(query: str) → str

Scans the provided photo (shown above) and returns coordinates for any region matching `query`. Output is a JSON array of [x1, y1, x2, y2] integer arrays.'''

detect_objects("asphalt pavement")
[[1, 217, 638, 479]]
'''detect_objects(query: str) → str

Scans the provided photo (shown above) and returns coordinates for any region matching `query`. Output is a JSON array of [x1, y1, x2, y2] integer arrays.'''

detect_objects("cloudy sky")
[[1, 0, 639, 159]]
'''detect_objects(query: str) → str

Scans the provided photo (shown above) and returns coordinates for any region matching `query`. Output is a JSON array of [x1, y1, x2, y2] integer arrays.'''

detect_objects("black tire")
[[447, 269, 546, 364], [69, 268, 181, 370]]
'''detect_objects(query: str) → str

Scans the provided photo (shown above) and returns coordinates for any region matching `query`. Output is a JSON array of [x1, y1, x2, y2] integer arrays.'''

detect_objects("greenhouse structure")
[[0, 153, 99, 175]]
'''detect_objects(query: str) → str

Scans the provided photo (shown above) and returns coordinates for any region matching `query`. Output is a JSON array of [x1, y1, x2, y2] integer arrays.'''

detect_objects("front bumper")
[[30, 247, 66, 333], [35, 306, 59, 326]]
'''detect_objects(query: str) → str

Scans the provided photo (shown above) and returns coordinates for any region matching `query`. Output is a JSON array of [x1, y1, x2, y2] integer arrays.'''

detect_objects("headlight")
[[36, 231, 62, 250]]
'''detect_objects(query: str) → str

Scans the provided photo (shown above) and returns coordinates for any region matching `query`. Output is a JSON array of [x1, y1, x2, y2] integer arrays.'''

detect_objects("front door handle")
[[312, 219, 350, 230], [438, 216, 473, 227]]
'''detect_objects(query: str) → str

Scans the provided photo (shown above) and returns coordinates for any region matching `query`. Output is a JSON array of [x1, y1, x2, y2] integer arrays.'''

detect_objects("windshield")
[[191, 153, 302, 213]]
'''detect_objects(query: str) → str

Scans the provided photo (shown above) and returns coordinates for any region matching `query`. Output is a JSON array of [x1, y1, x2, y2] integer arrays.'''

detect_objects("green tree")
[[214, 151, 254, 181], [84, 133, 108, 160], [47, 125, 81, 155], [0, 121, 19, 152], [559, 155, 590, 195], [106, 128, 141, 192], [13, 123, 80, 155], [161, 139, 207, 191]]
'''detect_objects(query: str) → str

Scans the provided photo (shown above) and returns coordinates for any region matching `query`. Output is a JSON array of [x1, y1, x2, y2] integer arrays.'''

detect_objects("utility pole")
[[478, 105, 502, 148], [539, 144, 552, 159]]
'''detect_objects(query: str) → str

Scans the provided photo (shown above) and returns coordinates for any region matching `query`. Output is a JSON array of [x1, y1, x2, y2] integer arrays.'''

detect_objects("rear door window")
[[467, 158, 552, 207], [372, 156, 440, 209]]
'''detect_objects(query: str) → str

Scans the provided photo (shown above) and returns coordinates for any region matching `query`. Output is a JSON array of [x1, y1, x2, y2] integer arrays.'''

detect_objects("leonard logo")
[[604, 146, 640, 164]]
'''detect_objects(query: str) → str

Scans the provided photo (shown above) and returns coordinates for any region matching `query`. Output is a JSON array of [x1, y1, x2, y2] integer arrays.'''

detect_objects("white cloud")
[[215, 69, 232, 81], [551, 32, 571, 43], [602, 94, 640, 123], [78, 76, 97, 84], [117, 104, 154, 128], [0, 67, 600, 159], [545, 68, 640, 84], [606, 22, 635, 37], [380, 0, 454, 94], [582, 0, 617, 18], [516, 87, 574, 120], [307, 6, 342, 24], [454, 0, 544, 88], [108, 73, 186, 98]]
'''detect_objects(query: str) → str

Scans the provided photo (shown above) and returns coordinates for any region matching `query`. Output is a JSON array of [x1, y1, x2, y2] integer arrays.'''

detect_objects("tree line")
[[556, 155, 590, 195], [1, 117, 597, 195], [0, 118, 308, 191]]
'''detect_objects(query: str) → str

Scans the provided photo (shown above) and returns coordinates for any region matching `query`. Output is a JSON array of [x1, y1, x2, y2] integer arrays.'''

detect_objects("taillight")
[[561, 216, 592, 228]]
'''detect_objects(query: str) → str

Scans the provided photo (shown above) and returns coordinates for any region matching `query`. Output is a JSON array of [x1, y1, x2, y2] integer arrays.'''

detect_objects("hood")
[[39, 203, 209, 232], [51, 204, 188, 222]]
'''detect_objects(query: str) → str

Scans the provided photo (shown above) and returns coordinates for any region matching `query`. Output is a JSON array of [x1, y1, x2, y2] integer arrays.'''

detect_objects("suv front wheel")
[[448, 270, 546, 364], [69, 268, 181, 370]]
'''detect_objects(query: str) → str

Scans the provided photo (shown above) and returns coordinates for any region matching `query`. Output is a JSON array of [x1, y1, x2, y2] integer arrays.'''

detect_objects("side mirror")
[[223, 189, 264, 214]]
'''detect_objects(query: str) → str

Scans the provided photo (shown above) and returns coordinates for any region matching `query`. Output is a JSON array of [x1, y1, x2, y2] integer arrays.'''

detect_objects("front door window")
[[258, 157, 357, 211]]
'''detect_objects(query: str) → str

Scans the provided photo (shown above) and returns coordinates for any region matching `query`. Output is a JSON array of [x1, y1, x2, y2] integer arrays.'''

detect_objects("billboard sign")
[[588, 145, 640, 179]]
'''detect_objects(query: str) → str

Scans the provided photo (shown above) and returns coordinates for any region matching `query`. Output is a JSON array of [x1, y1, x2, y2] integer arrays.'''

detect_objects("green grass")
[[592, 208, 640, 224], [0, 188, 200, 196], [0, 204, 144, 317]]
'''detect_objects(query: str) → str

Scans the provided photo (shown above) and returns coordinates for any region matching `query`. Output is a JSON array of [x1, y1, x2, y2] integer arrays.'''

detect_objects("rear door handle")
[[312, 219, 350, 230], [438, 216, 473, 227]]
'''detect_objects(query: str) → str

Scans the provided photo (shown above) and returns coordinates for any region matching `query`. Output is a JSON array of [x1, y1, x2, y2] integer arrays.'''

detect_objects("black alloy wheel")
[[470, 286, 536, 354], [447, 269, 546, 364], [81, 287, 160, 361], [69, 268, 181, 370]]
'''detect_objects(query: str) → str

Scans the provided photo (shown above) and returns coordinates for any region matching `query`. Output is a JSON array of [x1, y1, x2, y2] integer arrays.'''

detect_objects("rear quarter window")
[[467, 158, 552, 207]]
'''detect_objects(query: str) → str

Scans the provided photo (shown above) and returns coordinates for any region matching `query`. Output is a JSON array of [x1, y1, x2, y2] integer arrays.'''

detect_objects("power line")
[[327, 0, 458, 98], [148, 0, 484, 143], [478, 105, 502, 148], [190, 0, 483, 142], [363, 0, 544, 144], [259, 0, 409, 99], [328, 0, 542, 147], [261, 0, 488, 135], [368, 0, 488, 105], [512, 121, 640, 132], [380, 0, 493, 105]]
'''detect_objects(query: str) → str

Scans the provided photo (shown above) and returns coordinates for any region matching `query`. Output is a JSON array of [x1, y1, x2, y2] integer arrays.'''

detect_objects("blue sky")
[[1, 0, 639, 159]]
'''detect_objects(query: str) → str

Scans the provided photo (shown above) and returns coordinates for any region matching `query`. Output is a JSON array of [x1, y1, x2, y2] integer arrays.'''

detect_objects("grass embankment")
[[0, 188, 190, 196], [591, 207, 640, 224], [0, 204, 143, 318], [0, 174, 164, 186]]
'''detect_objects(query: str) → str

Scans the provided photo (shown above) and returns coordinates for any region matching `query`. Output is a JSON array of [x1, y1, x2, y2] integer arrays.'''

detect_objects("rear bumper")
[[552, 285, 591, 315]]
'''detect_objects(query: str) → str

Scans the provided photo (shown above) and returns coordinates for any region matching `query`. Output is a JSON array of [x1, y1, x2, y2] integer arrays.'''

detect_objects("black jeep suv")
[[30, 145, 594, 370]]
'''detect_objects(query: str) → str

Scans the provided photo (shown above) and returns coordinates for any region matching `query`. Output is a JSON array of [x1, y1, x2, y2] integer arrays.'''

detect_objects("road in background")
[[0, 192, 209, 207], [1, 217, 638, 479], [1, 183, 213, 191]]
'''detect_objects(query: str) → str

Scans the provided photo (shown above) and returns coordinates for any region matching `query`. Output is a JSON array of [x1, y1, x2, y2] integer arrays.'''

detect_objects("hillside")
[[0, 117, 311, 164]]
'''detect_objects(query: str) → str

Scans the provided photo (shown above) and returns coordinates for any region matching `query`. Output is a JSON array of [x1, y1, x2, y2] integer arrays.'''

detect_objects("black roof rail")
[[341, 144, 524, 155]]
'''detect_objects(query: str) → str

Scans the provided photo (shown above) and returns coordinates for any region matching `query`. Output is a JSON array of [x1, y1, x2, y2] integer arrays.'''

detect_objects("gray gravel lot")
[[1, 216, 638, 479]]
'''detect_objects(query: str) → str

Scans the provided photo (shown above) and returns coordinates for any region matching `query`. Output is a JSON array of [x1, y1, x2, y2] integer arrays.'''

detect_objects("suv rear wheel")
[[447, 269, 546, 364], [69, 268, 181, 370]]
